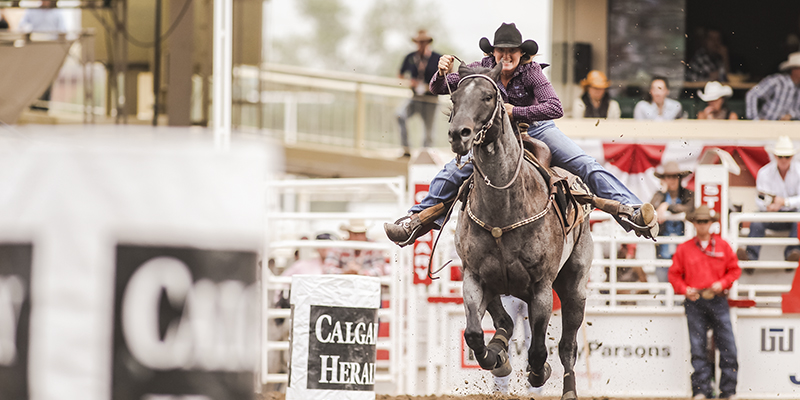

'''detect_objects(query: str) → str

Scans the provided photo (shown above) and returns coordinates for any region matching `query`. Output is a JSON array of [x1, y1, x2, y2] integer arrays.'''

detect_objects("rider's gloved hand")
[[438, 55, 454, 76]]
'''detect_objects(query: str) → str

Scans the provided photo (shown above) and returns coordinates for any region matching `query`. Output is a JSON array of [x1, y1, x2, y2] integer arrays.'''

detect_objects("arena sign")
[[112, 246, 258, 399], [287, 275, 380, 400], [738, 318, 800, 396], [307, 305, 378, 389], [0, 244, 32, 399], [0, 131, 269, 400], [444, 310, 691, 397]]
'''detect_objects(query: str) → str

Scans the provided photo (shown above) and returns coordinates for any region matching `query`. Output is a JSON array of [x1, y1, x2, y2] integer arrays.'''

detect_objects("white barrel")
[[286, 274, 381, 400]]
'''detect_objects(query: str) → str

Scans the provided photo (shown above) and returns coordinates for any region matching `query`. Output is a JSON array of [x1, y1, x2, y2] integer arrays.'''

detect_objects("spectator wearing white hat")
[[738, 136, 800, 262], [696, 81, 739, 120], [745, 52, 800, 121]]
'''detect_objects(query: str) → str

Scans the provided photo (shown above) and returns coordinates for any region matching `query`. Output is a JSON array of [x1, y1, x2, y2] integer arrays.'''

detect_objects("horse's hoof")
[[561, 390, 578, 400], [527, 361, 551, 387], [490, 350, 511, 377]]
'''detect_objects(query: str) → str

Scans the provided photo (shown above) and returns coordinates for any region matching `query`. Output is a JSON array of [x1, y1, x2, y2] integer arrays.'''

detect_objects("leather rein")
[[451, 74, 525, 190], [455, 73, 553, 241]]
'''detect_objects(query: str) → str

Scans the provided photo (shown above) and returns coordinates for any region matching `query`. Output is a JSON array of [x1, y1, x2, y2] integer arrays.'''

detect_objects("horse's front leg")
[[527, 281, 554, 388], [485, 296, 513, 377], [462, 269, 498, 371]]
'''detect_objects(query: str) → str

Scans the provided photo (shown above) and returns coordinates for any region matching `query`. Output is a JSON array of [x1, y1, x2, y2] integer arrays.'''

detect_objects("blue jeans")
[[410, 120, 642, 227], [684, 296, 738, 398], [657, 222, 685, 259], [744, 220, 800, 260], [396, 97, 438, 149]]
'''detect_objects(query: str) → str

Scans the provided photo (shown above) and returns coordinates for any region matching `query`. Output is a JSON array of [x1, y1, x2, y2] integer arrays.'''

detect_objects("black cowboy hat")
[[479, 22, 539, 56]]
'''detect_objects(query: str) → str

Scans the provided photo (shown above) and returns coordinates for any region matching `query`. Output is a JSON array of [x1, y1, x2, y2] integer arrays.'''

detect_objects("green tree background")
[[271, 0, 461, 77]]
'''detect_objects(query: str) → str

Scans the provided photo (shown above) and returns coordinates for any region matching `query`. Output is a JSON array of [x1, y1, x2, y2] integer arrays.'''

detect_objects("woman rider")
[[385, 22, 657, 244]]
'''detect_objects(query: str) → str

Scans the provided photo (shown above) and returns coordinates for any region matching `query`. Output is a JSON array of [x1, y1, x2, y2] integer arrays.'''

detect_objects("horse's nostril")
[[460, 128, 472, 138]]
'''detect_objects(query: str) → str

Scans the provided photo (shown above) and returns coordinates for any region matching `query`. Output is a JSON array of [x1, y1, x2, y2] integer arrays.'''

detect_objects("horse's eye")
[[483, 95, 493, 102]]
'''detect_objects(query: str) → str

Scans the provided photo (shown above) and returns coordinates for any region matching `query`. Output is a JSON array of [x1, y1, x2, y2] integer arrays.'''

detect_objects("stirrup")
[[384, 214, 426, 247], [620, 203, 659, 241]]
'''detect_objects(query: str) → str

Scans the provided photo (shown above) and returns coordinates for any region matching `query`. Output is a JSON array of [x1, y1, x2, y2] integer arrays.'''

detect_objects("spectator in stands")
[[275, 232, 340, 307], [396, 30, 442, 158], [572, 70, 621, 119], [669, 205, 740, 400], [651, 162, 695, 278], [686, 28, 730, 82], [18, 0, 66, 34], [19, 0, 67, 111], [325, 219, 389, 276], [280, 232, 339, 277], [633, 76, 683, 120], [696, 81, 739, 120], [738, 136, 800, 262], [745, 52, 800, 121]]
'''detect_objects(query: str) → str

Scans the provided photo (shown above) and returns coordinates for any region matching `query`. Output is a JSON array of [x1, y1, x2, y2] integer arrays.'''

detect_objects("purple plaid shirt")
[[429, 56, 563, 123]]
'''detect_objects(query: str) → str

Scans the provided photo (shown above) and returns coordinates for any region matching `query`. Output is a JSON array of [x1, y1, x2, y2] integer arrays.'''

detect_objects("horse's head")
[[448, 62, 504, 156]]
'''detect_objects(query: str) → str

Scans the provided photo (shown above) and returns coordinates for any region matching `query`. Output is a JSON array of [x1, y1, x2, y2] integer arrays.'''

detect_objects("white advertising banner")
[[287, 274, 381, 400], [0, 129, 270, 400], [443, 310, 691, 397], [737, 316, 800, 398]]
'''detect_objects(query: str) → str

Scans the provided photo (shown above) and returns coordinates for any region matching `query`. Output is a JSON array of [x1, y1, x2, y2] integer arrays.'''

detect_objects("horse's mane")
[[458, 64, 492, 80]]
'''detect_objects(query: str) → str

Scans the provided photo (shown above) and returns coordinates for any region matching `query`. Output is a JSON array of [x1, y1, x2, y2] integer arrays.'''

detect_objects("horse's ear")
[[488, 62, 502, 83], [457, 61, 471, 79]]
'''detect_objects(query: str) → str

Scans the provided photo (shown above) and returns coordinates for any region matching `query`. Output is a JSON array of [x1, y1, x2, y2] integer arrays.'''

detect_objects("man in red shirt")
[[669, 205, 741, 399]]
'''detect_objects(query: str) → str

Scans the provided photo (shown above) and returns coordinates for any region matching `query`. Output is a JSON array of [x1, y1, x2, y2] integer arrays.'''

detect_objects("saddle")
[[517, 127, 592, 236], [457, 136, 593, 238], [521, 145, 593, 237]]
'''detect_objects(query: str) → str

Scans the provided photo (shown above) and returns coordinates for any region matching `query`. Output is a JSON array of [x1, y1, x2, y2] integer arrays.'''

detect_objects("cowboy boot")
[[592, 197, 659, 240], [628, 203, 659, 239], [384, 202, 447, 247]]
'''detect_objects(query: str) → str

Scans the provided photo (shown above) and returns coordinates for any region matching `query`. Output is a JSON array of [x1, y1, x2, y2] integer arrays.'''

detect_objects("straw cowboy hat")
[[779, 52, 800, 71], [479, 22, 538, 56], [687, 204, 720, 222], [340, 219, 368, 233], [654, 161, 692, 179], [770, 136, 798, 157], [697, 81, 733, 102], [411, 30, 433, 43], [580, 70, 610, 89]]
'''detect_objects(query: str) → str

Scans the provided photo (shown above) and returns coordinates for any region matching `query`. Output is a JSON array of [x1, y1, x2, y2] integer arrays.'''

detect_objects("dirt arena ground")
[[257, 394, 652, 400], [257, 394, 554, 400]]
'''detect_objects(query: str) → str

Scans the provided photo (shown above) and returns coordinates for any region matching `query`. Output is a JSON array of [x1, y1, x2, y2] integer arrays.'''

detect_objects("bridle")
[[450, 73, 525, 190], [428, 70, 553, 282]]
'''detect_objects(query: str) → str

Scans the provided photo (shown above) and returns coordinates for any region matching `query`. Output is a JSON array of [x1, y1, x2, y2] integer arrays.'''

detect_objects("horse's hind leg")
[[553, 281, 586, 400], [462, 269, 507, 371], [553, 234, 592, 400], [526, 282, 554, 388]]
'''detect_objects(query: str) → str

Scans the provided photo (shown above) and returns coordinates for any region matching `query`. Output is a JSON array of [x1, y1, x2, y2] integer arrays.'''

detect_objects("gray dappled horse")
[[449, 63, 592, 400]]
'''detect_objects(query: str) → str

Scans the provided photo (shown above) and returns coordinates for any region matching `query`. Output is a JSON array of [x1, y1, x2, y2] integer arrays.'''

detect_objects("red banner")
[[412, 183, 433, 285]]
